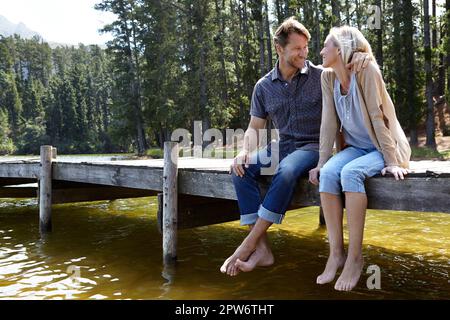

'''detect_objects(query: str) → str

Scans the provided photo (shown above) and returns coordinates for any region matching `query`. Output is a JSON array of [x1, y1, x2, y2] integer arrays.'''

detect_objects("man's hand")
[[309, 166, 321, 186], [230, 150, 250, 177], [346, 52, 371, 73], [381, 166, 410, 180]]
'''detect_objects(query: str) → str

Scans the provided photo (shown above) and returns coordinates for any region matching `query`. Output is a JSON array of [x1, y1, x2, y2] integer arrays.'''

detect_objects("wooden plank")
[[365, 176, 450, 213], [178, 170, 238, 199], [180, 171, 450, 213], [0, 157, 448, 214], [52, 162, 163, 190], [0, 184, 157, 203], [52, 187, 157, 204], [39, 145, 53, 234], [0, 162, 40, 179]]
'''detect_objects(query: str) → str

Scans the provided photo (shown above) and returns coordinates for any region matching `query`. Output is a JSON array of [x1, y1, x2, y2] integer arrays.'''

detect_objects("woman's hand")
[[381, 166, 410, 180], [309, 167, 321, 185]]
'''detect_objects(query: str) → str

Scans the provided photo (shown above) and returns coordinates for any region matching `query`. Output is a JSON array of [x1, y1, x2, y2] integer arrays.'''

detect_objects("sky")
[[0, 0, 117, 45]]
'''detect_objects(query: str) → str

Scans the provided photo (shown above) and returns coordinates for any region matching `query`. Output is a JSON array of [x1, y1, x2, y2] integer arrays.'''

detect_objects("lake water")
[[0, 196, 448, 300]]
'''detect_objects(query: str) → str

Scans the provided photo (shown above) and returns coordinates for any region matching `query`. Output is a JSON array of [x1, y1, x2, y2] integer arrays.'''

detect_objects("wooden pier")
[[0, 144, 449, 265]]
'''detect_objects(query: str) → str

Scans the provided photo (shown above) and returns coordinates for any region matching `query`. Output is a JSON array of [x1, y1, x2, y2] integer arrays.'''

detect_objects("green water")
[[0, 197, 448, 299]]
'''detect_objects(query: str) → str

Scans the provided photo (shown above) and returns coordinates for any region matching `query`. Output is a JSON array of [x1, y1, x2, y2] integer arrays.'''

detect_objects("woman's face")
[[320, 38, 340, 68]]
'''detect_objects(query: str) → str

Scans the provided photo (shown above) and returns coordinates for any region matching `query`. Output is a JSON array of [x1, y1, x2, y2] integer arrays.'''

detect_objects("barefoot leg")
[[317, 192, 346, 284], [335, 192, 366, 291], [220, 218, 272, 276], [235, 233, 274, 272]]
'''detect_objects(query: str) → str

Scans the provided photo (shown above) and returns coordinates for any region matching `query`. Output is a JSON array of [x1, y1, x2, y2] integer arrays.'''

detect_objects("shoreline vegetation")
[[1, 1, 449, 157], [2, 134, 449, 161]]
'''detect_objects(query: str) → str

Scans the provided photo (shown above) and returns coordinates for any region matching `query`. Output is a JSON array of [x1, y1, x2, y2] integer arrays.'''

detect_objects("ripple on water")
[[0, 198, 449, 299]]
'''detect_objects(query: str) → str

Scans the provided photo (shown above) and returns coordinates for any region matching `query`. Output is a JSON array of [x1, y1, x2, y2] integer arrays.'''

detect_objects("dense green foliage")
[[0, 0, 449, 155]]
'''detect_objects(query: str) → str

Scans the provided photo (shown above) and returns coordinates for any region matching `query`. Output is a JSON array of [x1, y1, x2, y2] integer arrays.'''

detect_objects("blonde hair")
[[273, 16, 311, 48], [326, 26, 378, 68]]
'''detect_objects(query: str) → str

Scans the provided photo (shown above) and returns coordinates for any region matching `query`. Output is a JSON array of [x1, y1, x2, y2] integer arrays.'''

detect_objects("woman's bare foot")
[[235, 242, 274, 272], [334, 255, 364, 291], [316, 252, 346, 284], [220, 241, 256, 276]]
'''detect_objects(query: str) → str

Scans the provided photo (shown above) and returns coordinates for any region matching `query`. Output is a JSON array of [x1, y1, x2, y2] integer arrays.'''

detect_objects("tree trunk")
[[275, 0, 283, 24], [313, 0, 321, 62], [264, 0, 273, 71], [446, 0, 450, 95], [214, 0, 229, 106], [345, 0, 350, 24], [118, 1, 147, 155], [405, 0, 418, 146], [331, 0, 340, 26], [375, 0, 383, 69], [257, 0, 266, 77], [424, 0, 437, 148], [131, 17, 148, 153]]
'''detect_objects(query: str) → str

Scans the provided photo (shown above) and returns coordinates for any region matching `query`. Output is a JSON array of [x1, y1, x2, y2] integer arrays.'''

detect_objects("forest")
[[0, 0, 449, 156]]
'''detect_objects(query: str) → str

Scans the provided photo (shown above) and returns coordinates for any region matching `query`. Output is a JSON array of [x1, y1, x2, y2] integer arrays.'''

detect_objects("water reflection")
[[0, 197, 448, 300]]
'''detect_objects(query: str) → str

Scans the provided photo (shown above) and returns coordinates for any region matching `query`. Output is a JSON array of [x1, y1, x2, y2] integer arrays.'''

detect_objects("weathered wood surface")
[[163, 142, 178, 264], [0, 157, 449, 213], [39, 146, 53, 233]]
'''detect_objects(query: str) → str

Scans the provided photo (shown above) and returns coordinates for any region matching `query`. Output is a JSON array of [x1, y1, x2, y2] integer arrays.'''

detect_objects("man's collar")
[[272, 60, 309, 81]]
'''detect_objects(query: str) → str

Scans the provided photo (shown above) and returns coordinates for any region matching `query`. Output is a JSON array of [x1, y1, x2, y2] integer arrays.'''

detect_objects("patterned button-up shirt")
[[250, 60, 323, 156]]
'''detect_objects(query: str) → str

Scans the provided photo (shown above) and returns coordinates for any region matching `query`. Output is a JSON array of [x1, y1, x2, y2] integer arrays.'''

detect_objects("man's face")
[[276, 33, 309, 70]]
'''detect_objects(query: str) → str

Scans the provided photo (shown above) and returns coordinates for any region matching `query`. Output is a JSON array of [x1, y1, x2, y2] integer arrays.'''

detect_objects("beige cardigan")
[[317, 62, 411, 169]]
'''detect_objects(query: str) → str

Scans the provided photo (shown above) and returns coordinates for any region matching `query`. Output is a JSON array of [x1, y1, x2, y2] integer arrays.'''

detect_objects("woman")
[[309, 26, 411, 291]]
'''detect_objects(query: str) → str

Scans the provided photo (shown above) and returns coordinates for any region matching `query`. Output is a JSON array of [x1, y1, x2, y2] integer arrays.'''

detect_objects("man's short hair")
[[273, 16, 311, 48]]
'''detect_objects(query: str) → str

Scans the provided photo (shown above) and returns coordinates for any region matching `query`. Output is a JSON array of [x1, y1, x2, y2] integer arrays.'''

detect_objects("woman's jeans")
[[232, 145, 319, 226], [319, 146, 385, 195]]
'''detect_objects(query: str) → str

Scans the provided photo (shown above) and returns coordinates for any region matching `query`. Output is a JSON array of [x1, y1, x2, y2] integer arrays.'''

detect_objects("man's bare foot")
[[220, 242, 256, 276], [235, 242, 274, 272], [334, 255, 364, 291], [316, 252, 346, 285]]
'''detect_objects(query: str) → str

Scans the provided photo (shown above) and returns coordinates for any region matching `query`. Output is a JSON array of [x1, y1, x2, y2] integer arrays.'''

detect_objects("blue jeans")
[[319, 146, 385, 195], [232, 145, 319, 225]]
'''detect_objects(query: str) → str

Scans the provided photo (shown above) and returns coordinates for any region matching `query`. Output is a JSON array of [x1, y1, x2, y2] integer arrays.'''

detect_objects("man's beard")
[[288, 56, 306, 69]]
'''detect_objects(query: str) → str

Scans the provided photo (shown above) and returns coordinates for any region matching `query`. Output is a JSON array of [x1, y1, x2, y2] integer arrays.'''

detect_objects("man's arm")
[[231, 116, 267, 177], [243, 116, 267, 153]]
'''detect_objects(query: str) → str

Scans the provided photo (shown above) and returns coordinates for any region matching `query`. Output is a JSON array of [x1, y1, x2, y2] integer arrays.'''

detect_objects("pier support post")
[[163, 141, 179, 264], [319, 206, 326, 226], [39, 145, 53, 234]]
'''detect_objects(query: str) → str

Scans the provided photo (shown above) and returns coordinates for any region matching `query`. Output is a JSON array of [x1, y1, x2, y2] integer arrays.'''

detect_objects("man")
[[220, 17, 370, 276]]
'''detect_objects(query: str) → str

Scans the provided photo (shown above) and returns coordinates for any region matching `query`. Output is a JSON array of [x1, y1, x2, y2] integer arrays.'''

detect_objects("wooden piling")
[[162, 141, 179, 264], [39, 145, 53, 234], [319, 206, 326, 226]]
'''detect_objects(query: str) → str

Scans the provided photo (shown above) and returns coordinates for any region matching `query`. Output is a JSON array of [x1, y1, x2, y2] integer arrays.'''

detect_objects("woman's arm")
[[310, 70, 338, 185], [359, 63, 399, 167], [317, 70, 338, 169]]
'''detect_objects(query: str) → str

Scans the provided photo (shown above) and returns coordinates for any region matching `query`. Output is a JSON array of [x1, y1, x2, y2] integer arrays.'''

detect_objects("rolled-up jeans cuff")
[[257, 205, 284, 224], [240, 212, 258, 226], [342, 186, 366, 194], [318, 185, 341, 195]]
